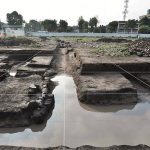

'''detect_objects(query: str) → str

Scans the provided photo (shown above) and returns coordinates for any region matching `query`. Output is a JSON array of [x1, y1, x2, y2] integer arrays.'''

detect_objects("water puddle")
[[0, 74, 150, 147]]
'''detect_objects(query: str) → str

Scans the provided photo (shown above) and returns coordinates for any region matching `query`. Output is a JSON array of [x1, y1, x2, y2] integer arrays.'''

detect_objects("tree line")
[[1, 11, 150, 34]]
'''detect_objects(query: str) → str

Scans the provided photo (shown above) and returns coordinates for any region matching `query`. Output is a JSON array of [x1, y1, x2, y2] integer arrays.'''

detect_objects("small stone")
[[28, 100, 39, 111], [42, 88, 48, 94], [42, 93, 46, 99], [43, 84, 47, 88], [28, 84, 40, 96]]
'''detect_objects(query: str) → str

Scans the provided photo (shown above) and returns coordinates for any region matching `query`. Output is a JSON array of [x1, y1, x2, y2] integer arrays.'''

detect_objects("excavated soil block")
[[136, 74, 150, 85], [77, 73, 137, 105], [79, 56, 150, 74], [75, 49, 150, 74], [27, 56, 53, 68], [0, 75, 54, 127], [0, 49, 55, 55]]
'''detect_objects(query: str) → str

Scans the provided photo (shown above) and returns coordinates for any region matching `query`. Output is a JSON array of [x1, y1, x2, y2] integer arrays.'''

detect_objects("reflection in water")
[[0, 74, 150, 147], [80, 103, 135, 113]]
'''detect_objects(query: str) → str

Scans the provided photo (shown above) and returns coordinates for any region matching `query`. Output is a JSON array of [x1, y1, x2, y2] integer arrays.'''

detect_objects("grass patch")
[[95, 42, 131, 57]]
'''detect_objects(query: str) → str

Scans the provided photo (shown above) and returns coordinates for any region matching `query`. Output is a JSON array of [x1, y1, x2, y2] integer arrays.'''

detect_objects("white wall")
[[28, 32, 150, 38], [5, 28, 25, 36]]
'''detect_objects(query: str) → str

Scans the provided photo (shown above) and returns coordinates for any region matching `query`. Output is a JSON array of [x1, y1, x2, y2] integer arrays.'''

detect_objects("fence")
[[28, 32, 150, 38]]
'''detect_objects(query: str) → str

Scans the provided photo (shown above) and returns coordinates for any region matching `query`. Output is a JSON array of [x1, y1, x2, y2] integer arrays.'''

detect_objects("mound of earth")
[[129, 40, 150, 57]]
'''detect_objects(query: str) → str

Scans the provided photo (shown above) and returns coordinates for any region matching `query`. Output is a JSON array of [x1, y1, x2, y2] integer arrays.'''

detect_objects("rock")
[[31, 111, 44, 124], [35, 100, 42, 106], [129, 40, 150, 57], [28, 84, 40, 96], [42, 88, 48, 94], [43, 84, 47, 88], [28, 100, 39, 111], [44, 76, 50, 81], [137, 51, 143, 57], [43, 69, 57, 77], [49, 94, 54, 101], [42, 93, 46, 99]]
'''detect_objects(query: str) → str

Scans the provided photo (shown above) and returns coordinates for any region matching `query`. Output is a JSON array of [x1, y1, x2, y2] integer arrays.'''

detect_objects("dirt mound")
[[0, 37, 36, 46], [96, 38, 130, 43], [129, 40, 150, 57]]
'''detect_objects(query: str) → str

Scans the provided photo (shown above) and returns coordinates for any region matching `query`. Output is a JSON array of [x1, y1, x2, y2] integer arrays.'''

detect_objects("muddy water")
[[0, 74, 150, 147]]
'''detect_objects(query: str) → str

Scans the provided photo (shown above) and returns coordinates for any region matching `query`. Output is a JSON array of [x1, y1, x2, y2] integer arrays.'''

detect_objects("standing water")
[[0, 74, 150, 147]]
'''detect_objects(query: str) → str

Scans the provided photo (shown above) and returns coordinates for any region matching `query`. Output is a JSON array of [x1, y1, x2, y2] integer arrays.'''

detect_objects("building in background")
[[117, 21, 139, 34], [1, 24, 25, 36]]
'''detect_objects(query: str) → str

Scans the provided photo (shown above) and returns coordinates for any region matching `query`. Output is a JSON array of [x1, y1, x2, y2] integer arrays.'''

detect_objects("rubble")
[[128, 40, 150, 57]]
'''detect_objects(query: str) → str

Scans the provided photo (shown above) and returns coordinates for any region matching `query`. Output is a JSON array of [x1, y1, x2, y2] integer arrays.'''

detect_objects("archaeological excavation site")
[[0, 36, 150, 150]]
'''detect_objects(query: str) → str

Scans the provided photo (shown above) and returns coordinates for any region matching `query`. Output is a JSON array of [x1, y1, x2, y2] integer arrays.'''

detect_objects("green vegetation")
[[125, 19, 138, 31], [58, 20, 68, 32], [95, 43, 130, 57], [25, 20, 41, 32], [139, 26, 150, 34], [41, 19, 57, 32], [0, 37, 40, 47], [7, 11, 23, 25], [139, 17, 150, 34], [106, 21, 118, 33], [3, 10, 150, 34]]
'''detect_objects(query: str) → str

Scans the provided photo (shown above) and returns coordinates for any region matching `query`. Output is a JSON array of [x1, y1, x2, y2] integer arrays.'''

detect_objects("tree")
[[58, 20, 68, 32], [89, 17, 98, 30], [139, 25, 150, 34], [99, 25, 106, 33], [0, 22, 2, 30], [125, 19, 138, 33], [139, 17, 150, 26], [67, 26, 74, 32], [25, 20, 41, 32], [107, 21, 118, 33], [28, 20, 41, 32], [78, 16, 85, 32], [41, 19, 57, 32], [82, 21, 89, 32], [126, 19, 138, 29], [7, 11, 23, 25]]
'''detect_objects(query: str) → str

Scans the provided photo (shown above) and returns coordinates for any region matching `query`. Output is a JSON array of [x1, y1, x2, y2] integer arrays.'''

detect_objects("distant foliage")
[[89, 17, 98, 28], [7, 11, 23, 25], [125, 19, 138, 29], [78, 16, 86, 32], [107, 21, 118, 33], [25, 20, 41, 32], [41, 19, 57, 32], [139, 17, 150, 26], [139, 26, 150, 34], [58, 20, 68, 32]]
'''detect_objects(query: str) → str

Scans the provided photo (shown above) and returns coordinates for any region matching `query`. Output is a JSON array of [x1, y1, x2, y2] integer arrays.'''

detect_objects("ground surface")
[[0, 145, 150, 150], [0, 37, 149, 149]]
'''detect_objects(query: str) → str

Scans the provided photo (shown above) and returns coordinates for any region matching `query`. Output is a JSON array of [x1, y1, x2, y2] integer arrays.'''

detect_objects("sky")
[[0, 0, 149, 25]]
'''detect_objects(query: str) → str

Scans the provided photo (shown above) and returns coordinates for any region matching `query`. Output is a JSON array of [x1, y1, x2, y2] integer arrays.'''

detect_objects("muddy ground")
[[0, 38, 58, 128], [0, 145, 150, 150], [0, 37, 150, 149]]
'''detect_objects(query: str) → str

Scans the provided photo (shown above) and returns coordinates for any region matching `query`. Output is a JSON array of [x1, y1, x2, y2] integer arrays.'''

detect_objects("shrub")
[[139, 26, 150, 34]]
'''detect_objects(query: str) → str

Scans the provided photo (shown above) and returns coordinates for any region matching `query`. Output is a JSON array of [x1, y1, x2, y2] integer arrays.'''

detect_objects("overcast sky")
[[0, 0, 149, 25]]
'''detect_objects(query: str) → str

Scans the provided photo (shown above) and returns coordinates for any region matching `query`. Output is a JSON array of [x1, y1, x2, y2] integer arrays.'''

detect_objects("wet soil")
[[1, 37, 149, 150]]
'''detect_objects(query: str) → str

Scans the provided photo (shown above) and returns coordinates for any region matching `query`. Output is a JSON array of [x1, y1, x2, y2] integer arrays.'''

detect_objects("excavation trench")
[[0, 43, 150, 148], [0, 74, 150, 148]]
